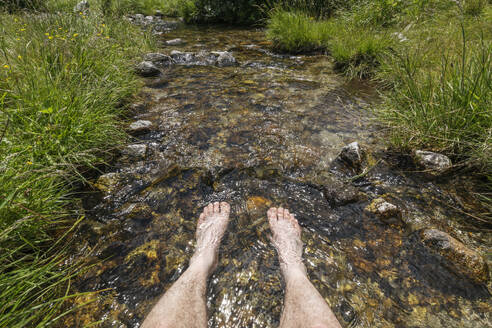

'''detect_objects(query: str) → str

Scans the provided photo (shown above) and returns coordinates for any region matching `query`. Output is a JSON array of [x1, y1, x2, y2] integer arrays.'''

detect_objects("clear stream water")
[[65, 25, 491, 328]]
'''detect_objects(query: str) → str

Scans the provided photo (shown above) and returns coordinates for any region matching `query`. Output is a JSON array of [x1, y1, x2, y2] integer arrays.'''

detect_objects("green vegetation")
[[267, 1, 492, 183], [267, 9, 392, 77], [0, 2, 154, 326]]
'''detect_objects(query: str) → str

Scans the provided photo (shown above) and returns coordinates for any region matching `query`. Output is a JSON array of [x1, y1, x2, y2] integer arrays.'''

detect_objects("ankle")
[[281, 262, 307, 283], [189, 248, 218, 277]]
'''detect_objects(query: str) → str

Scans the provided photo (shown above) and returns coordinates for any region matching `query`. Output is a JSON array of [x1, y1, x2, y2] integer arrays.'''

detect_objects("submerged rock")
[[165, 38, 184, 46], [123, 203, 153, 222], [135, 61, 160, 77], [128, 120, 152, 134], [414, 150, 452, 173], [168, 50, 238, 67], [152, 20, 180, 33], [322, 178, 360, 207], [73, 0, 89, 13], [94, 172, 122, 195], [213, 51, 238, 67], [143, 53, 174, 67], [420, 229, 489, 284], [365, 198, 403, 225], [339, 142, 364, 168]]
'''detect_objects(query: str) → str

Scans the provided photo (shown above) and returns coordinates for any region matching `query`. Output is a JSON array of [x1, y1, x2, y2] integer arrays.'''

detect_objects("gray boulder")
[[135, 61, 160, 77], [414, 150, 452, 173]]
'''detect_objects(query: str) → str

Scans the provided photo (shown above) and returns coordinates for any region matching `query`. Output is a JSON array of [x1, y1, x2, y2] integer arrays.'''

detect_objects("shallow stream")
[[66, 25, 491, 328]]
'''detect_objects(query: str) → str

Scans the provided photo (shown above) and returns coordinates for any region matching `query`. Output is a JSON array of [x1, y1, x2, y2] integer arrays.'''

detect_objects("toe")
[[220, 202, 230, 215], [213, 201, 220, 213], [198, 212, 205, 225], [267, 207, 277, 224], [277, 207, 284, 220], [206, 203, 214, 215]]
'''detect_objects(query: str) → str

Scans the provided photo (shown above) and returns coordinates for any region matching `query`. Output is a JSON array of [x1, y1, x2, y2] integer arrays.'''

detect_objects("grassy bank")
[[0, 3, 154, 326], [266, 1, 492, 212]]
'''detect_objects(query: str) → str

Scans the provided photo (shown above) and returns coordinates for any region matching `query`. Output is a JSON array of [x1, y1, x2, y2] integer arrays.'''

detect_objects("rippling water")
[[65, 25, 491, 328]]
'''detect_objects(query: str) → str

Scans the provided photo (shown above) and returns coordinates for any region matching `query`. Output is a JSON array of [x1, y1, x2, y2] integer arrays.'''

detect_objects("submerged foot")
[[268, 207, 307, 278], [190, 202, 230, 275]]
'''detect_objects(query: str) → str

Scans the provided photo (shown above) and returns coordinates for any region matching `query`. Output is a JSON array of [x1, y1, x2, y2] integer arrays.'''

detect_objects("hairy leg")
[[141, 202, 230, 328], [268, 207, 342, 328]]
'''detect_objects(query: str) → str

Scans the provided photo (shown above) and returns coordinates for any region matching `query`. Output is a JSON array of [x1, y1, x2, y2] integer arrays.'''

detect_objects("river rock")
[[323, 179, 360, 207], [214, 51, 238, 67], [155, 10, 163, 17], [143, 53, 174, 67], [73, 0, 89, 13], [135, 61, 160, 77], [420, 229, 489, 284], [152, 20, 180, 33], [365, 198, 402, 225], [124, 203, 153, 222], [128, 120, 152, 134], [170, 50, 196, 63], [121, 144, 147, 160], [94, 172, 122, 194], [165, 38, 184, 46], [414, 150, 452, 173], [339, 142, 364, 168]]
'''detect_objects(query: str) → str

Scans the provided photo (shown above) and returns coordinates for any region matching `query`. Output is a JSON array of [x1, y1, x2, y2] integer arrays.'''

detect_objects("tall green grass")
[[378, 29, 491, 169], [0, 10, 153, 327], [267, 9, 392, 77]]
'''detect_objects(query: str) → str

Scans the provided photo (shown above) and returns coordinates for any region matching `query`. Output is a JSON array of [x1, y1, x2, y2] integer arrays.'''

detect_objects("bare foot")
[[268, 207, 307, 278], [190, 202, 230, 275]]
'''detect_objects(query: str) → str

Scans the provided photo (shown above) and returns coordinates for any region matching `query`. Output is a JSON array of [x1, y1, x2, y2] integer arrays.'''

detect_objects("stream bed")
[[65, 25, 491, 328]]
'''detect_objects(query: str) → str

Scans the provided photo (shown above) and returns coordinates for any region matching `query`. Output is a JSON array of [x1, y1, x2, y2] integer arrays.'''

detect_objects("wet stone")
[[128, 120, 152, 134], [124, 203, 153, 222], [135, 61, 160, 77], [94, 172, 123, 195], [322, 177, 360, 207], [339, 141, 365, 168], [214, 51, 238, 67], [165, 38, 184, 46], [143, 53, 174, 67], [414, 150, 452, 174], [420, 229, 489, 284], [365, 198, 403, 225], [121, 144, 148, 160]]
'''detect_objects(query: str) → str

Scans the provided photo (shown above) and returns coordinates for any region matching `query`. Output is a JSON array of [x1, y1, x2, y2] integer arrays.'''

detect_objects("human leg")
[[268, 207, 342, 328], [141, 202, 230, 328]]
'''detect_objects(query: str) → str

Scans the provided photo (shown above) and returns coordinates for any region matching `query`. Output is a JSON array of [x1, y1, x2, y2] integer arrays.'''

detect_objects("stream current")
[[66, 25, 491, 328]]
